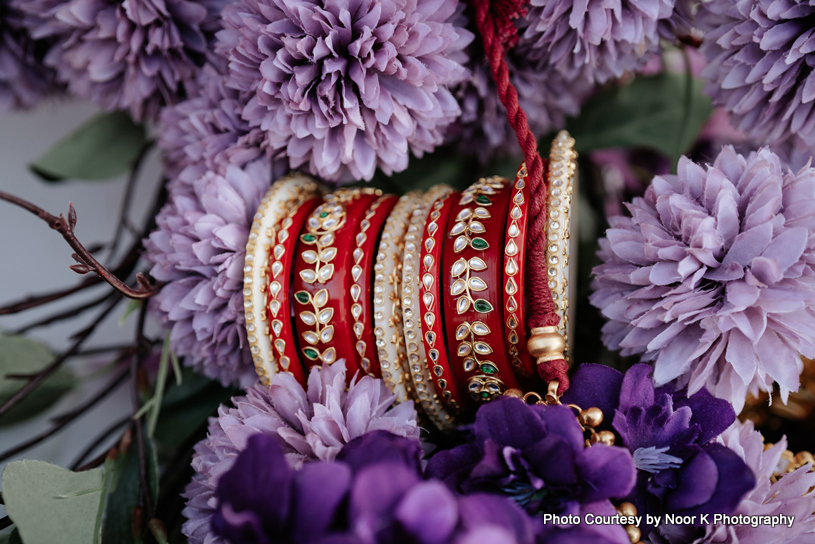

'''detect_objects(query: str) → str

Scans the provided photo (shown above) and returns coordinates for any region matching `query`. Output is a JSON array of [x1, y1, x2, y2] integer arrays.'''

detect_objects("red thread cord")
[[471, 0, 568, 392]]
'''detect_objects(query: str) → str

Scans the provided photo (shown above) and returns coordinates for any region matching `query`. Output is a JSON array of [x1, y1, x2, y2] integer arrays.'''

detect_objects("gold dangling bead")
[[579, 407, 604, 428], [617, 502, 637, 517], [504, 388, 524, 399], [528, 326, 566, 363], [624, 525, 641, 544]]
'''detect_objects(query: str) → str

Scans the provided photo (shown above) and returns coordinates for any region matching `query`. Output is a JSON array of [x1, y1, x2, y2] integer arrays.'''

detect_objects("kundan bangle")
[[419, 190, 465, 411], [264, 194, 322, 384], [348, 194, 399, 377], [374, 192, 424, 402], [443, 177, 519, 402], [503, 164, 536, 381], [546, 131, 577, 360], [403, 186, 455, 431], [244, 173, 323, 385], [291, 188, 381, 379]]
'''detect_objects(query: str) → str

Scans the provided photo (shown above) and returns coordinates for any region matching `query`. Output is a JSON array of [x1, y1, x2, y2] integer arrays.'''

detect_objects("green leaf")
[[566, 73, 712, 164], [2, 461, 106, 544], [29, 112, 147, 182], [101, 440, 158, 544], [118, 300, 142, 327], [153, 369, 237, 449], [0, 335, 77, 427]]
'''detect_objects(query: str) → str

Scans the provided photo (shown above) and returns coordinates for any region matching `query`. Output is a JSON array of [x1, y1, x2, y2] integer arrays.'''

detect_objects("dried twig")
[[0, 190, 160, 299], [0, 362, 129, 462]]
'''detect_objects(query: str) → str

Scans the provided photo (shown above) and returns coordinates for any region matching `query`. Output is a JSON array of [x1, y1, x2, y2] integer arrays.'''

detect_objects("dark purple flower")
[[564, 363, 756, 538], [447, 48, 591, 160], [698, 0, 815, 154], [0, 1, 58, 109], [591, 146, 815, 412], [144, 158, 288, 386], [18, 0, 227, 121], [217, 0, 473, 182], [426, 397, 636, 519], [158, 63, 265, 183], [212, 432, 537, 544], [519, 0, 678, 84]]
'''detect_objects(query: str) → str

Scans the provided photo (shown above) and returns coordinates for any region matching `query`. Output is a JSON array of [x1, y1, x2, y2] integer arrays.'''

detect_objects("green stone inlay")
[[474, 299, 493, 313], [480, 363, 498, 375], [295, 291, 311, 304], [471, 238, 489, 250], [303, 347, 320, 360], [319, 212, 329, 218], [476, 195, 491, 205], [302, 233, 316, 242], [481, 391, 490, 399]]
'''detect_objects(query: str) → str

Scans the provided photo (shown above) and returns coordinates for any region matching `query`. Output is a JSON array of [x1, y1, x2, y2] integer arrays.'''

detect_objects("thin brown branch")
[[131, 303, 155, 520], [0, 296, 120, 420], [108, 140, 155, 261], [70, 415, 131, 471], [12, 290, 117, 334], [0, 190, 160, 299], [0, 362, 129, 463]]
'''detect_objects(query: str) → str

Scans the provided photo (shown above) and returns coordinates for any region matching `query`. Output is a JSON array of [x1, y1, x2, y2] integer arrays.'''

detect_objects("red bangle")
[[291, 188, 381, 381], [266, 195, 322, 384], [349, 194, 399, 377], [503, 164, 537, 382], [443, 177, 519, 402], [419, 191, 465, 411]]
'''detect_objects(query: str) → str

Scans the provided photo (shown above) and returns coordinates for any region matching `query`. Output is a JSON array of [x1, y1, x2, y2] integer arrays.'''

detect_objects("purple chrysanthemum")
[[698, 0, 815, 154], [18, 0, 227, 121], [654, 420, 815, 544], [519, 0, 677, 84], [448, 49, 590, 160], [217, 0, 473, 182], [144, 158, 288, 386], [591, 146, 815, 412], [564, 364, 755, 539], [158, 64, 264, 183], [182, 363, 419, 544], [427, 397, 636, 528], [0, 1, 57, 109], [211, 432, 536, 544]]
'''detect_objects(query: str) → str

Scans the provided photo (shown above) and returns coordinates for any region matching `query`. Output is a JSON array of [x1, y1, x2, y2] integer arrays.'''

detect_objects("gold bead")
[[618, 502, 637, 517], [580, 407, 604, 428], [504, 388, 524, 399], [795, 451, 815, 466], [625, 525, 641, 543], [782, 450, 796, 465], [597, 430, 616, 446], [528, 326, 566, 362]]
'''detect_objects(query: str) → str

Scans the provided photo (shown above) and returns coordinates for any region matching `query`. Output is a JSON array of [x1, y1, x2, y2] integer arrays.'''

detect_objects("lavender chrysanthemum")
[[699, 0, 815, 154], [182, 363, 419, 544], [158, 64, 263, 182], [217, 0, 473, 182], [144, 158, 287, 386], [654, 420, 815, 543], [519, 0, 677, 84], [0, 1, 57, 109], [592, 146, 815, 412], [19, 0, 226, 121], [448, 50, 590, 160]]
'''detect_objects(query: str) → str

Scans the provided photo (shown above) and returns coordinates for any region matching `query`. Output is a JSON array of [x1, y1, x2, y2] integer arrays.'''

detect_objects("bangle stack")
[[243, 132, 577, 430]]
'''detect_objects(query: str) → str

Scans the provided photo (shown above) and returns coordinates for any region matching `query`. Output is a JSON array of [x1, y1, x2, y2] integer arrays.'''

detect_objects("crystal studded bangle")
[[347, 194, 399, 377], [419, 190, 465, 411], [244, 173, 323, 385], [546, 131, 578, 360], [291, 188, 381, 380], [443, 176, 520, 403], [403, 186, 455, 431], [503, 163, 537, 382], [373, 192, 424, 403]]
